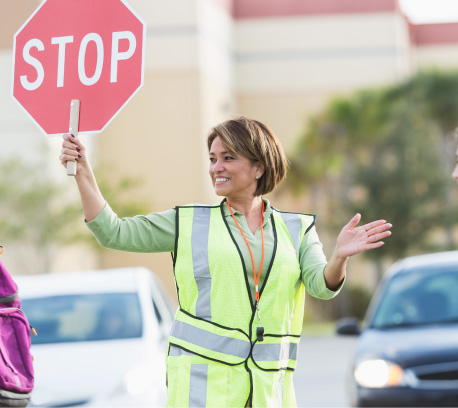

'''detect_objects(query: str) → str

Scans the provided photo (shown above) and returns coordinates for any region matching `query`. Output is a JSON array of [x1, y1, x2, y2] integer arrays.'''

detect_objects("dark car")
[[337, 251, 458, 407]]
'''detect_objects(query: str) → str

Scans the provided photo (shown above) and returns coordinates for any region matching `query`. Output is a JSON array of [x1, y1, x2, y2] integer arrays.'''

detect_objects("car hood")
[[29, 338, 160, 407], [356, 323, 458, 368]]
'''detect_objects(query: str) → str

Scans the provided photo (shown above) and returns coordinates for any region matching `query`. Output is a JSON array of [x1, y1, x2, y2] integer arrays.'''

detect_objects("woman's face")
[[453, 147, 458, 182], [209, 136, 261, 201]]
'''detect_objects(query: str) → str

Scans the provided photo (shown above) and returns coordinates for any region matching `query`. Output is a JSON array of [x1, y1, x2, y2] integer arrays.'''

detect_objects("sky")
[[399, 0, 458, 24]]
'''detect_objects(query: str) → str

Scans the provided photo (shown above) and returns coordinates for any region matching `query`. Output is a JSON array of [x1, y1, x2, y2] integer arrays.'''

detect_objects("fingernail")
[[75, 157, 78, 161], [70, 134, 75, 138], [78, 154, 82, 158], [76, 147, 81, 151]]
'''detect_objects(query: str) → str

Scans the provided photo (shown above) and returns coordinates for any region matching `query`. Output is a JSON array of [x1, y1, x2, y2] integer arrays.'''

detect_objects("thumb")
[[346, 213, 361, 229]]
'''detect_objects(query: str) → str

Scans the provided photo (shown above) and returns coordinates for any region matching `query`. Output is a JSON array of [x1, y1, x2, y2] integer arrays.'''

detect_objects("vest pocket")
[[251, 336, 300, 371]]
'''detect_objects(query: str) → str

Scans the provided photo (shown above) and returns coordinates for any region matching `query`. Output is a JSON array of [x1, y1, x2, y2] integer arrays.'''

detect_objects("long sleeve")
[[85, 202, 176, 253], [300, 226, 345, 299]]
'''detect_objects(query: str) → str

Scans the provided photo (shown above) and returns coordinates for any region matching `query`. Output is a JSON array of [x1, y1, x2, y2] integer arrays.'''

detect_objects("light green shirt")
[[86, 198, 343, 302]]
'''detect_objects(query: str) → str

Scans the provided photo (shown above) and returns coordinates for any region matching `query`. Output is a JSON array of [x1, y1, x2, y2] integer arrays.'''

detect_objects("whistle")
[[256, 326, 264, 342]]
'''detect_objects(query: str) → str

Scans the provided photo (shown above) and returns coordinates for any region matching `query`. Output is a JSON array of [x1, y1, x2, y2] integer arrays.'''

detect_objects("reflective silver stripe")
[[171, 320, 251, 359], [189, 364, 208, 407], [169, 345, 195, 357], [252, 341, 298, 362], [280, 213, 302, 257], [192, 207, 212, 320]]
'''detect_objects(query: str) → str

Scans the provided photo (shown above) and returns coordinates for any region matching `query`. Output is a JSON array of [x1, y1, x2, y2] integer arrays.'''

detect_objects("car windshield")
[[22, 293, 143, 345], [370, 268, 458, 329]]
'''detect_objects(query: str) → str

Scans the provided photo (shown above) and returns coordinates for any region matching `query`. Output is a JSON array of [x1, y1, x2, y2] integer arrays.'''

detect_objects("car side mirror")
[[336, 317, 361, 335]]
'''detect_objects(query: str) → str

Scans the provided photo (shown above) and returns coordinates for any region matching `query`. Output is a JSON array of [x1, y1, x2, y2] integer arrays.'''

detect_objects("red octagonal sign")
[[12, 0, 145, 136]]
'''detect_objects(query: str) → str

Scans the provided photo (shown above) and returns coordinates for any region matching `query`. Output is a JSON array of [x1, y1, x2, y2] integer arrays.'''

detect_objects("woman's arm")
[[60, 134, 176, 253], [324, 213, 392, 290], [60, 133, 105, 222]]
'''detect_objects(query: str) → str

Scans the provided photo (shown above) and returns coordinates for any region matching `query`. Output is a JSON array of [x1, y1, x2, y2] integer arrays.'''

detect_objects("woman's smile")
[[209, 136, 259, 200]]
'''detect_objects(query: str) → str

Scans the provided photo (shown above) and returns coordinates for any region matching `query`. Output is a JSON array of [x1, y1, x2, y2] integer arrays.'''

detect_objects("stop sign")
[[12, 0, 145, 136]]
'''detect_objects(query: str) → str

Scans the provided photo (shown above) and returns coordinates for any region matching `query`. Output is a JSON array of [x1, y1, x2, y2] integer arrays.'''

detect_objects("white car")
[[14, 267, 175, 407]]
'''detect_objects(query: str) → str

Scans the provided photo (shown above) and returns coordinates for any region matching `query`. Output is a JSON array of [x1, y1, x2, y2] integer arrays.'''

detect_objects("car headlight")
[[354, 359, 404, 388]]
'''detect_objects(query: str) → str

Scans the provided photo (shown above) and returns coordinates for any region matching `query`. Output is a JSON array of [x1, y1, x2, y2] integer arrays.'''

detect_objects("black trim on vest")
[[179, 308, 250, 339], [168, 343, 246, 367], [220, 199, 254, 311], [249, 338, 296, 372], [305, 214, 317, 235], [245, 359, 253, 406], [263, 333, 300, 338], [246, 212, 278, 358], [175, 204, 220, 209], [250, 358, 295, 372], [271, 207, 316, 218], [271, 207, 317, 237], [172, 207, 179, 267], [259, 213, 277, 299], [172, 207, 181, 309]]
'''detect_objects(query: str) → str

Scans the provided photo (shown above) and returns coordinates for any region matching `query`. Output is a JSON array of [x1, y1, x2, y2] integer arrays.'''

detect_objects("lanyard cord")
[[227, 200, 265, 302]]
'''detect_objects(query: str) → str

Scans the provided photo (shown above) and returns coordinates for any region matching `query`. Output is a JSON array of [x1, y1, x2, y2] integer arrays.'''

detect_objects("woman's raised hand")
[[335, 213, 392, 259], [60, 134, 86, 174]]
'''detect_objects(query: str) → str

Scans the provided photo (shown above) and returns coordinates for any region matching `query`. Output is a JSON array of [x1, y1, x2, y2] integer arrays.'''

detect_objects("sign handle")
[[67, 99, 80, 176]]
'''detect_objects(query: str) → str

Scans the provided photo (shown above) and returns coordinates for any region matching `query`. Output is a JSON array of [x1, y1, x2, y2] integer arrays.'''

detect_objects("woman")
[[60, 117, 391, 407]]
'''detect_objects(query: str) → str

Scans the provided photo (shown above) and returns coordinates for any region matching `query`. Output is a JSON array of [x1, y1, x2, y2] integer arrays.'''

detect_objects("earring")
[[255, 175, 259, 179]]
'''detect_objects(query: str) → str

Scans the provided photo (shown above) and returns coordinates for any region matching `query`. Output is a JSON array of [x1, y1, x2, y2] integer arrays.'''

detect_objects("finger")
[[63, 133, 84, 148], [362, 219, 387, 232], [61, 147, 80, 158], [365, 241, 384, 250], [60, 153, 79, 166], [367, 223, 392, 235], [367, 230, 391, 243], [62, 140, 78, 150], [346, 213, 361, 229]]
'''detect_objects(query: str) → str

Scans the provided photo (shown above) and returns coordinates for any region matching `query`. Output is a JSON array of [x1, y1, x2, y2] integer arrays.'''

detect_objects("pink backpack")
[[0, 260, 34, 407]]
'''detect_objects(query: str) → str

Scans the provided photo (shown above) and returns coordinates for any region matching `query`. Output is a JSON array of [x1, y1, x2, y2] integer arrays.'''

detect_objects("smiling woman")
[[59, 115, 392, 407]]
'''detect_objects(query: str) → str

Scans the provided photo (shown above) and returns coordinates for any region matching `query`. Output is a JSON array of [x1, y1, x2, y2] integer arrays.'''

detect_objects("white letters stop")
[[20, 31, 136, 90]]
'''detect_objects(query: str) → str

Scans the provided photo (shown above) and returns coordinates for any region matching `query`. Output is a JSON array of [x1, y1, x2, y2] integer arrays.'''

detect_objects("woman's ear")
[[255, 162, 265, 178]]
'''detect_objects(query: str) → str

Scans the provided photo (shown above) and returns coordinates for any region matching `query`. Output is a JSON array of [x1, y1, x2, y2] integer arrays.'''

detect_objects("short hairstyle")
[[207, 116, 288, 196]]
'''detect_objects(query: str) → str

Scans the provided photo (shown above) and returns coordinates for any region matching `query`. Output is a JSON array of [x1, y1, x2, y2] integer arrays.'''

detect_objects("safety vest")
[[167, 200, 316, 408]]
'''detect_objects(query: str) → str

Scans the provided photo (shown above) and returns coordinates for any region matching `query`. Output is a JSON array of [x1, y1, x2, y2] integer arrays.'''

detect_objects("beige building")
[[1, 0, 458, 295]]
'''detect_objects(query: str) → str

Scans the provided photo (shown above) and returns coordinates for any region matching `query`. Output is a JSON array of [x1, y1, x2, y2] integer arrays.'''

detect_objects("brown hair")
[[207, 116, 288, 196]]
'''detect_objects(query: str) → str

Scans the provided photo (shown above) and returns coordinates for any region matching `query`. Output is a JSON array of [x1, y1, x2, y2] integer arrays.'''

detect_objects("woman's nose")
[[213, 160, 224, 172]]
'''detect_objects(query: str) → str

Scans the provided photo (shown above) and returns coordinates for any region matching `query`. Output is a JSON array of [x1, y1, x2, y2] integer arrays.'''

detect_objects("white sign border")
[[10, 0, 146, 138]]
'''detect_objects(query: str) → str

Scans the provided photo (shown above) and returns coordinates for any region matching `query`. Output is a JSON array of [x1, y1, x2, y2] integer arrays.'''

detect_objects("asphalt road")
[[294, 334, 358, 408]]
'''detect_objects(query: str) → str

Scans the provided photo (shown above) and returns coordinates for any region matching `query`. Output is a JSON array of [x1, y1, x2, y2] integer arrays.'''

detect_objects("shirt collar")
[[221, 197, 272, 220]]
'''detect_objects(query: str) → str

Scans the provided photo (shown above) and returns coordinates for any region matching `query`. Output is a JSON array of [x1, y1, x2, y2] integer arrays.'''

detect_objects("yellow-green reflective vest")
[[167, 200, 316, 408]]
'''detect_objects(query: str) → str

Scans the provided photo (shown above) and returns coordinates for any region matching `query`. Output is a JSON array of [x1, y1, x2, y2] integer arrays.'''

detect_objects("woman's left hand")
[[335, 213, 392, 259]]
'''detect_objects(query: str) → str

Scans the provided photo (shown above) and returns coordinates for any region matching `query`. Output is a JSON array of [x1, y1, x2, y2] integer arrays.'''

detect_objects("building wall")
[[235, 12, 412, 152], [2, 0, 458, 294], [411, 22, 458, 70]]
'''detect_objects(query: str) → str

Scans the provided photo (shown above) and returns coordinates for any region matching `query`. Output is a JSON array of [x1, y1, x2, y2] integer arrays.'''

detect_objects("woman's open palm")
[[336, 214, 392, 258]]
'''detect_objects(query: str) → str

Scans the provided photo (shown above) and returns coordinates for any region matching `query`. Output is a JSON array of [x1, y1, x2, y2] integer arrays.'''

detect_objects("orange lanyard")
[[227, 200, 265, 302]]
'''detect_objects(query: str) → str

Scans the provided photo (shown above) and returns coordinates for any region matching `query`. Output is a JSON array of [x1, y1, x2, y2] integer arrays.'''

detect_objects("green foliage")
[[0, 158, 81, 245], [288, 70, 458, 264], [346, 285, 372, 320], [0, 158, 150, 272]]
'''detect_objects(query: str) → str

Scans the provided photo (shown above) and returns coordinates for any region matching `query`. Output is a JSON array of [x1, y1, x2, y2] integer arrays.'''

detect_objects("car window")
[[370, 268, 458, 328], [22, 293, 143, 344]]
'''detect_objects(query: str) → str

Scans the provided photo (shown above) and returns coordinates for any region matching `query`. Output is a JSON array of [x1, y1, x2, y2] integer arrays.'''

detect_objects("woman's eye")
[[225, 156, 235, 160], [209, 158, 216, 163]]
